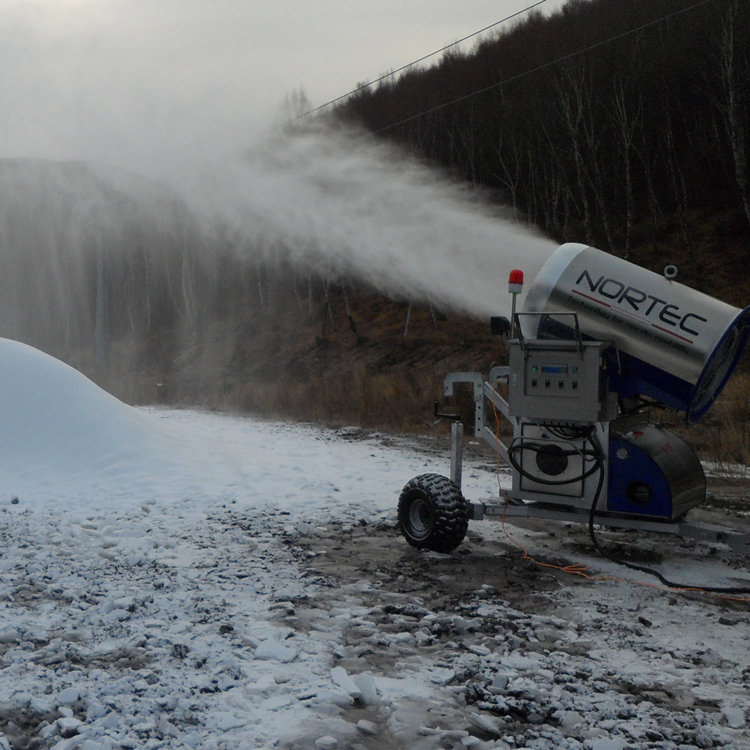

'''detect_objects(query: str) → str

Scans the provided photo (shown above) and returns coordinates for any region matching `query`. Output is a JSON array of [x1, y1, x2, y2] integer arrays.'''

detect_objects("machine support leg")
[[450, 421, 464, 489]]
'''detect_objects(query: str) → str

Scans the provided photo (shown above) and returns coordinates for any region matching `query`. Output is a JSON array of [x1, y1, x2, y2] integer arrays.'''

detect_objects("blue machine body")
[[607, 421, 706, 521]]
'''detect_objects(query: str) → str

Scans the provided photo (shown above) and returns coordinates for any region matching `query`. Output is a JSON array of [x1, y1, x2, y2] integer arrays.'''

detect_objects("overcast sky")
[[0, 0, 569, 171]]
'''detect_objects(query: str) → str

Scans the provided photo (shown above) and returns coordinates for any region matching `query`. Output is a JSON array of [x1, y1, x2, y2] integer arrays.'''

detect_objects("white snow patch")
[[0, 338, 748, 749]]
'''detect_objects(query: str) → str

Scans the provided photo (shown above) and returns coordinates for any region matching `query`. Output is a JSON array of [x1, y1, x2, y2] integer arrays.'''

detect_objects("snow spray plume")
[[0, 3, 555, 354], [173, 120, 556, 318], [0, 122, 555, 355]]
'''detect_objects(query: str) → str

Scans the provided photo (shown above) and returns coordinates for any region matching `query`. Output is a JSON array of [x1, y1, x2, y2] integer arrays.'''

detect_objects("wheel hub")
[[408, 496, 432, 537]]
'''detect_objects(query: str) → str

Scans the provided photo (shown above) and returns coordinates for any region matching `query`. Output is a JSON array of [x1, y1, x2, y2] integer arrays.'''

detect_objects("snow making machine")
[[398, 243, 750, 557]]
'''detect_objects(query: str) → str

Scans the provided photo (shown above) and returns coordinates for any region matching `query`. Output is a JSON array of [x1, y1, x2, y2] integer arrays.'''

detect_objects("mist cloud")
[[0, 1, 557, 322]]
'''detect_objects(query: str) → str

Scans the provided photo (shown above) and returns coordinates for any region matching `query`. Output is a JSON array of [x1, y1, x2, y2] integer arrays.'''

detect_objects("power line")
[[298, 0, 550, 119], [374, 0, 716, 134]]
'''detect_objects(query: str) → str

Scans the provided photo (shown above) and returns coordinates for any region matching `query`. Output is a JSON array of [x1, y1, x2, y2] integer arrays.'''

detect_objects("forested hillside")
[[337, 0, 749, 293]]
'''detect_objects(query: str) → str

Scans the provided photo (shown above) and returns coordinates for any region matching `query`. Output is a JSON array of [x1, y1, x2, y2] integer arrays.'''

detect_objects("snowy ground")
[[1, 338, 750, 750]]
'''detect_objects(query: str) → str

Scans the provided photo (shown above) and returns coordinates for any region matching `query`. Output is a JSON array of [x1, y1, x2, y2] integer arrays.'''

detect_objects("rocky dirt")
[[280, 481, 750, 750]]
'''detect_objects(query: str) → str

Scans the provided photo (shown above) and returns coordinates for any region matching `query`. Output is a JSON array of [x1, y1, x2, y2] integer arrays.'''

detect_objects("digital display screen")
[[541, 364, 568, 375]]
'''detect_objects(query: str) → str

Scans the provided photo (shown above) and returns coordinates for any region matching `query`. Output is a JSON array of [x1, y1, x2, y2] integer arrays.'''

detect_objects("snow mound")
[[0, 338, 198, 502]]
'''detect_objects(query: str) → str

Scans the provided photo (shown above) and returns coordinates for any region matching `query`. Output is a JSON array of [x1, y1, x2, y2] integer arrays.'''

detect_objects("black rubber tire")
[[397, 473, 469, 553]]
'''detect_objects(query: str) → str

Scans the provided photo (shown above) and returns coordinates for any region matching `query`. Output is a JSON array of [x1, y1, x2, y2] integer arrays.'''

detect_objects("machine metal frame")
[[438, 327, 750, 555], [398, 245, 750, 559]]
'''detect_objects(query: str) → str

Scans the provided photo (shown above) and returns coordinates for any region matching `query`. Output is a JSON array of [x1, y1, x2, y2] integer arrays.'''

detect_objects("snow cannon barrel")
[[521, 243, 750, 422]]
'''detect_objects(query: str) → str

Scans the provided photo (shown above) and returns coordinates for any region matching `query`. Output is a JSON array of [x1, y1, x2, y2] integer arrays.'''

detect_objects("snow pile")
[[0, 338, 205, 504], [0, 337, 477, 749]]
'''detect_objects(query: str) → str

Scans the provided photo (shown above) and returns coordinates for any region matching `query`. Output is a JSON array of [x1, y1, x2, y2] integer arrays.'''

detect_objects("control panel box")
[[507, 340, 617, 423]]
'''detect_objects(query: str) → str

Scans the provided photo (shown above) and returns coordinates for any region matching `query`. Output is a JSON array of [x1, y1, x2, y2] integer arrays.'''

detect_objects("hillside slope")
[[86, 210, 750, 452]]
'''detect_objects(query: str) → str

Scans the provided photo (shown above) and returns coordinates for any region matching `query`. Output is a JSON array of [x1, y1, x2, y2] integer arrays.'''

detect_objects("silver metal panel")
[[509, 420, 609, 510], [523, 243, 747, 388], [507, 339, 616, 423], [517, 423, 584, 497]]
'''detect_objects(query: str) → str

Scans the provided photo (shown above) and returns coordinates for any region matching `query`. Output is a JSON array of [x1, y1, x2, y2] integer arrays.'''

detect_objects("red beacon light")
[[508, 269, 524, 295], [507, 269, 524, 337]]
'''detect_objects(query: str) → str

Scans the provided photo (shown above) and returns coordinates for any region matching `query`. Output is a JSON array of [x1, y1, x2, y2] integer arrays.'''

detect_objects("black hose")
[[584, 432, 750, 595]]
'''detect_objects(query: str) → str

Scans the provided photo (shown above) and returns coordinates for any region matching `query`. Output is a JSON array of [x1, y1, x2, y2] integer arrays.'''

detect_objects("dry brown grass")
[[197, 366, 446, 433], [686, 371, 750, 475]]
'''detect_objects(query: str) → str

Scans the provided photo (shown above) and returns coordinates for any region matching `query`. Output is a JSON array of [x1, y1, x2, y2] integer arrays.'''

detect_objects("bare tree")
[[716, 0, 750, 228], [554, 64, 595, 244], [610, 78, 642, 258]]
